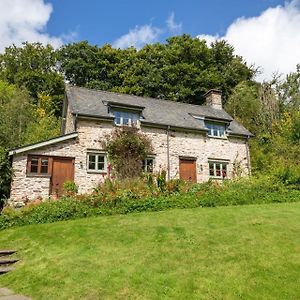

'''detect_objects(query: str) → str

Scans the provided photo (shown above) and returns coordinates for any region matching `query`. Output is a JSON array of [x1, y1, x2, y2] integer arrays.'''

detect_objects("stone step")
[[0, 250, 16, 257], [0, 258, 19, 265], [0, 267, 14, 274]]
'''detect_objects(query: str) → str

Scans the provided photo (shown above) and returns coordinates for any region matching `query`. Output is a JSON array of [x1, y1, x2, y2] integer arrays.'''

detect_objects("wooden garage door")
[[50, 157, 75, 196], [179, 159, 197, 182]]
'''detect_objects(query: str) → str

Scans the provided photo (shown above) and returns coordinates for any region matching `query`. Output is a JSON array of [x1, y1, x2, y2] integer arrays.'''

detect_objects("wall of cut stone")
[[9, 118, 250, 205]]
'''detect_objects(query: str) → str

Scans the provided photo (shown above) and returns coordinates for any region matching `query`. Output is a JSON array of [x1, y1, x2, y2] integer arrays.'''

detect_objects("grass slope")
[[0, 203, 300, 299]]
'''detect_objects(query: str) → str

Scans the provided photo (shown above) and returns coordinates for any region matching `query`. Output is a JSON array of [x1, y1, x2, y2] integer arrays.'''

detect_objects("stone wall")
[[9, 120, 114, 205], [64, 105, 75, 134], [9, 118, 250, 205], [142, 126, 249, 181]]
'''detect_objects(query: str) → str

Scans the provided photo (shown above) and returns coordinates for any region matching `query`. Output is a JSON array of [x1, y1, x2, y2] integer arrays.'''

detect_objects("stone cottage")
[[8, 85, 253, 205]]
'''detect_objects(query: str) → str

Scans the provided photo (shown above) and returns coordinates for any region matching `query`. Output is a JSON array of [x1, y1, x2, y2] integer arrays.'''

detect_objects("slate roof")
[[66, 85, 253, 137]]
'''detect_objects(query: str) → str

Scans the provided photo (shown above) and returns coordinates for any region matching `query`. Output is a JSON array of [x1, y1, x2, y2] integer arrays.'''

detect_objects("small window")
[[142, 158, 154, 173], [87, 153, 107, 173], [113, 110, 140, 127], [205, 122, 226, 137], [208, 161, 227, 178], [27, 156, 49, 176]]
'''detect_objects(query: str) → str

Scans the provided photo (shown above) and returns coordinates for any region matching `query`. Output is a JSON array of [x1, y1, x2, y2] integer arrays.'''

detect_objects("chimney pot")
[[204, 89, 222, 110]]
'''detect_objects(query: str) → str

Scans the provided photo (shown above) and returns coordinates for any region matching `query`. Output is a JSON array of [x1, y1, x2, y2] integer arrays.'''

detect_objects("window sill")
[[114, 124, 138, 128], [26, 173, 51, 178], [209, 176, 227, 180], [207, 135, 228, 140], [87, 170, 107, 175]]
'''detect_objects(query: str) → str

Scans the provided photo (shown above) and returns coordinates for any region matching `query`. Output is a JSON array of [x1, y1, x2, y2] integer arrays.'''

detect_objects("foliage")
[[63, 181, 79, 196], [103, 127, 153, 179], [22, 93, 60, 145], [0, 42, 65, 116], [276, 63, 300, 111], [58, 35, 254, 105], [0, 81, 33, 148], [156, 169, 167, 191], [0, 147, 12, 207], [0, 81, 60, 200], [1, 175, 300, 230], [224, 68, 300, 178], [225, 81, 260, 131]]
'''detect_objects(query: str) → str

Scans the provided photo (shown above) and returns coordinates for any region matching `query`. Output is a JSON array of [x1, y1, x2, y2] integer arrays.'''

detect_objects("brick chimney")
[[204, 89, 223, 110]]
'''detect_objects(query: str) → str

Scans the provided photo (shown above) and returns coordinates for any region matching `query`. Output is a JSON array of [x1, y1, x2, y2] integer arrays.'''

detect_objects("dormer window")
[[107, 101, 144, 127], [113, 110, 140, 127], [205, 122, 226, 138]]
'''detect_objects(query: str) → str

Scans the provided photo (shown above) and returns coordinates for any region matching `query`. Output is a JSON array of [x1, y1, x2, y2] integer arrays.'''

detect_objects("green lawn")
[[0, 203, 300, 299]]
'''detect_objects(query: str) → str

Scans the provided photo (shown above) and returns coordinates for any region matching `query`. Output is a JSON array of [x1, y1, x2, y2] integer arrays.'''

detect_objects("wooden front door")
[[50, 157, 75, 196], [179, 159, 197, 182]]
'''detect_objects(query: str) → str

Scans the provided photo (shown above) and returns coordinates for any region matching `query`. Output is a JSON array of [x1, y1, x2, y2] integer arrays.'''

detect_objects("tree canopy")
[[0, 42, 65, 116], [57, 35, 254, 105]]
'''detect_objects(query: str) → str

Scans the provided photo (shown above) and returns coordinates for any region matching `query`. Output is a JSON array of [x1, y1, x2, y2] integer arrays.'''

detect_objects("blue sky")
[[0, 0, 299, 81], [47, 0, 285, 46]]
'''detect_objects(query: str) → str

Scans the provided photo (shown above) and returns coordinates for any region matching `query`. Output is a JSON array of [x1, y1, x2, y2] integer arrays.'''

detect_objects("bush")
[[1, 176, 300, 231], [103, 127, 153, 179], [275, 165, 300, 188], [63, 181, 79, 196]]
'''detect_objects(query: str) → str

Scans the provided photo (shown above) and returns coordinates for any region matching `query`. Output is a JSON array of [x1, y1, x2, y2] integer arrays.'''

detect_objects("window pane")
[[98, 162, 105, 170], [222, 164, 227, 177], [215, 164, 221, 176], [30, 158, 38, 173], [114, 111, 121, 125], [114, 110, 139, 126], [88, 155, 96, 170], [209, 163, 214, 176], [206, 122, 226, 137], [146, 159, 154, 172], [89, 155, 96, 162], [97, 154, 105, 171], [115, 117, 121, 125], [219, 127, 225, 136], [97, 155, 104, 163], [41, 159, 48, 174]]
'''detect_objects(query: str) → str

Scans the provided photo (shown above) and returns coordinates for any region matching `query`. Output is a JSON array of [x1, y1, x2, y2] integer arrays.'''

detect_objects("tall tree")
[[58, 35, 255, 105], [276, 64, 300, 111], [0, 42, 65, 116]]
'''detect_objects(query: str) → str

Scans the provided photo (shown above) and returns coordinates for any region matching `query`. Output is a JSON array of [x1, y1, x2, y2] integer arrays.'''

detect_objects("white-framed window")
[[113, 110, 140, 127], [205, 122, 226, 137], [209, 161, 228, 178], [142, 157, 154, 173], [87, 152, 107, 173]]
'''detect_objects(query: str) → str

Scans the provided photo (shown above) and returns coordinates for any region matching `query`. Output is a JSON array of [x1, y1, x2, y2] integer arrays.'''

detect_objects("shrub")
[[275, 165, 300, 188], [102, 127, 153, 179], [63, 181, 79, 196], [1, 176, 300, 231]]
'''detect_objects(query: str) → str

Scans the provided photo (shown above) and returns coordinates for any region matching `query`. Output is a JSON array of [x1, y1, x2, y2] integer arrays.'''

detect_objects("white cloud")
[[197, 34, 219, 47], [113, 12, 183, 49], [0, 0, 71, 52], [113, 24, 162, 49], [197, 0, 300, 81], [166, 12, 182, 34]]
